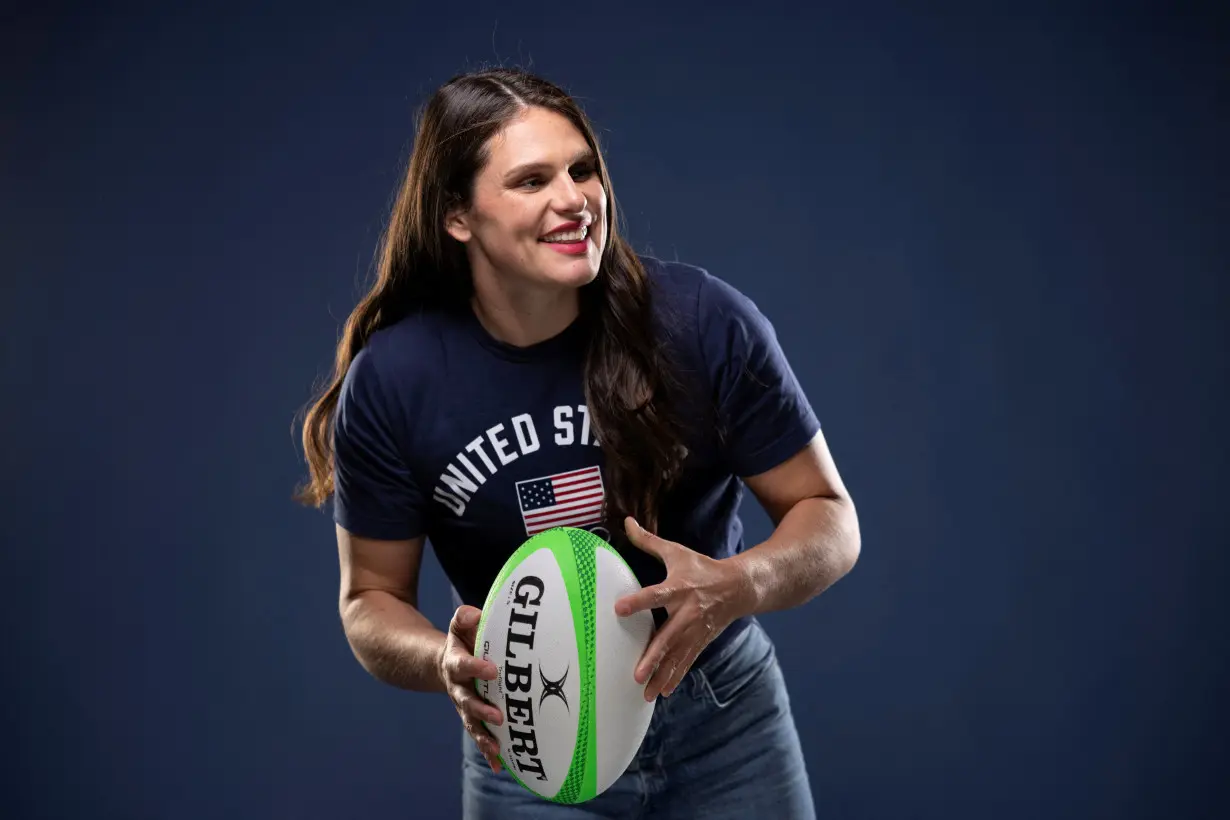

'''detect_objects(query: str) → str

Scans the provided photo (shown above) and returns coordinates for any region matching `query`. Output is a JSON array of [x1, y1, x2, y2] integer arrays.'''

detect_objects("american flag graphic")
[[515, 466, 606, 536]]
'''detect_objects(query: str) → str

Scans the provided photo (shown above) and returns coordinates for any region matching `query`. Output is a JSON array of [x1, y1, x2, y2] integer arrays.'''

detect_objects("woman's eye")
[[520, 164, 596, 189]]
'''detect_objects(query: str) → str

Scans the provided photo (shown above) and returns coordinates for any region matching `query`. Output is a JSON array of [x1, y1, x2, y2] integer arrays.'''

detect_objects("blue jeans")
[[461, 619, 816, 819]]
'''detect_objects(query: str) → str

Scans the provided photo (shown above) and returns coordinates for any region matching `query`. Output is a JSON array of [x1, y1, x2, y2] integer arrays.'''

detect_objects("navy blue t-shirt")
[[332, 256, 820, 657]]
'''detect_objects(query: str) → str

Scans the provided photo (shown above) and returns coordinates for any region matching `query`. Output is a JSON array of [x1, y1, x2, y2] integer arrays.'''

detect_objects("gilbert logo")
[[503, 575, 548, 780], [539, 664, 569, 713]]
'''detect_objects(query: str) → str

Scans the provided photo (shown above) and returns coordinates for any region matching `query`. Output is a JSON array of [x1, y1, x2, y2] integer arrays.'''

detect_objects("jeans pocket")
[[695, 623, 776, 709]]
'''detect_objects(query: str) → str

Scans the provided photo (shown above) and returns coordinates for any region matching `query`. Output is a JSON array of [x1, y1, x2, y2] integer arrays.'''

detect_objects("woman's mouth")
[[539, 224, 590, 256]]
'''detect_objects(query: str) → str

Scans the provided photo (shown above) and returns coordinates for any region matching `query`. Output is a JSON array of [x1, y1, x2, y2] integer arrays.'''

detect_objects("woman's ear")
[[444, 207, 472, 243]]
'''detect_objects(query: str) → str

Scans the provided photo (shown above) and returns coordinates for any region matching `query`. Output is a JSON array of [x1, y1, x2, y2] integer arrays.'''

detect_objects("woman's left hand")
[[613, 516, 754, 701]]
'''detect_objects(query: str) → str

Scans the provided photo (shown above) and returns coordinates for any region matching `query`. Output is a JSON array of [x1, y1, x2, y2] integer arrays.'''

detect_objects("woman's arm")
[[731, 428, 861, 614], [336, 525, 447, 693], [614, 429, 860, 700]]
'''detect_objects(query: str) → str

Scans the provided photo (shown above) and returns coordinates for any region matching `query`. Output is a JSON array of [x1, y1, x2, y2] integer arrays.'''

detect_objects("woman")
[[296, 67, 860, 819]]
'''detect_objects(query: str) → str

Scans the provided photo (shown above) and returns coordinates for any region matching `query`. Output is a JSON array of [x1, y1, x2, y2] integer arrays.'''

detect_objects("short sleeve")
[[698, 272, 821, 477], [331, 346, 426, 540]]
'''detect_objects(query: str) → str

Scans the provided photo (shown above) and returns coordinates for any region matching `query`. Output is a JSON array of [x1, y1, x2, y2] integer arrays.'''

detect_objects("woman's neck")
[[470, 274, 580, 348]]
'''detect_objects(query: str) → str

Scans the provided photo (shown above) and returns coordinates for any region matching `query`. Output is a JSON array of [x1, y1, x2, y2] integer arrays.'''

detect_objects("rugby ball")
[[473, 526, 656, 803]]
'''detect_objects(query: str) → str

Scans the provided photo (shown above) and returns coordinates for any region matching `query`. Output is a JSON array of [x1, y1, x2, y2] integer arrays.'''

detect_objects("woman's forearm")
[[340, 591, 448, 693], [729, 495, 861, 615]]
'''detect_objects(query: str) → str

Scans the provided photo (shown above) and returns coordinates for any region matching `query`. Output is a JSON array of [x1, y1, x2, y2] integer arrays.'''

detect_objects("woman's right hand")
[[438, 605, 504, 773]]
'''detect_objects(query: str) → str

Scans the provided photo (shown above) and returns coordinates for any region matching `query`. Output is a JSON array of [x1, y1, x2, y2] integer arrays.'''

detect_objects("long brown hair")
[[294, 68, 687, 533]]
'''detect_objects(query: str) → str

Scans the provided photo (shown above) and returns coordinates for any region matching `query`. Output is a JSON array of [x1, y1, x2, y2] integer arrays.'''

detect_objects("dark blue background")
[[4, 3, 1226, 818]]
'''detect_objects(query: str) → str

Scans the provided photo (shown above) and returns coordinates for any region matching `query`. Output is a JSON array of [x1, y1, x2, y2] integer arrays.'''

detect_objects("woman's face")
[[446, 106, 608, 293]]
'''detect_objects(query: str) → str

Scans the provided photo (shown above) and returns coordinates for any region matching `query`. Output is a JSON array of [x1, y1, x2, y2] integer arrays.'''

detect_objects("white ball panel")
[[592, 546, 655, 793]]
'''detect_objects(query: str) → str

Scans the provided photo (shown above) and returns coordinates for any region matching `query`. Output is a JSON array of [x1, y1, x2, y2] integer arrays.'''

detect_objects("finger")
[[662, 643, 703, 698], [615, 582, 675, 617], [463, 716, 503, 772], [451, 674, 503, 722], [648, 627, 706, 700], [481, 738, 503, 773], [634, 617, 683, 685], [645, 621, 707, 699], [461, 710, 501, 746], [449, 605, 484, 646], [463, 714, 503, 771], [623, 517, 674, 561], [459, 688, 504, 726], [644, 651, 683, 701], [447, 651, 498, 683]]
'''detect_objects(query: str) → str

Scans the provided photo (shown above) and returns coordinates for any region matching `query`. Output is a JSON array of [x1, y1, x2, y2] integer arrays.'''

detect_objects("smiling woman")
[[443, 107, 609, 333], [295, 67, 860, 820]]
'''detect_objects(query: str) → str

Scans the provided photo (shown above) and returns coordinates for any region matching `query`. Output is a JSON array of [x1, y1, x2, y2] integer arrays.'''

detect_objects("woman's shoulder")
[[639, 254, 763, 343], [357, 308, 454, 374], [640, 254, 708, 308], [340, 309, 457, 422]]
